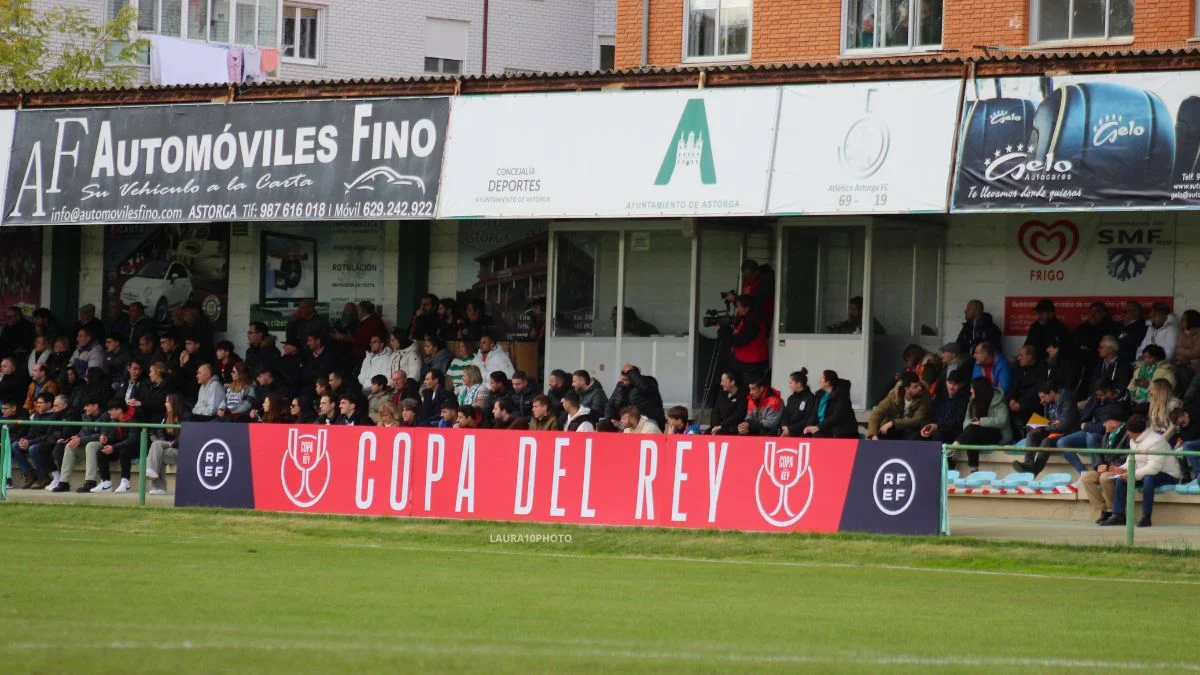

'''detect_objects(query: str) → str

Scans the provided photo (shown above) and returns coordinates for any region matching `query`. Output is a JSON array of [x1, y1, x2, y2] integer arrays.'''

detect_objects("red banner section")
[[175, 424, 942, 535], [1003, 296, 1171, 336]]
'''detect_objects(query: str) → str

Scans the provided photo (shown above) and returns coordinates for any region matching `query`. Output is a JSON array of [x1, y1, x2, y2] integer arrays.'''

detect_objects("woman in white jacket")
[[1100, 414, 1182, 528], [388, 329, 422, 380]]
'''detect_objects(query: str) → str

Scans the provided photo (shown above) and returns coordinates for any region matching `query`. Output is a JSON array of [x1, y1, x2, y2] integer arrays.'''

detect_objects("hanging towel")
[[226, 46, 244, 84], [242, 46, 264, 83], [148, 35, 230, 86], [260, 47, 280, 74]]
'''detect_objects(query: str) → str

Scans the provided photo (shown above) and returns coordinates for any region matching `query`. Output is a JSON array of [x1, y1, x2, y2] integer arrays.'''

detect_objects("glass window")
[[553, 232, 620, 338], [686, 0, 750, 59], [161, 0, 183, 37], [210, 0, 230, 42], [187, 0, 209, 41], [282, 4, 320, 61], [599, 43, 615, 71], [780, 228, 865, 335], [139, 0, 159, 32], [424, 57, 462, 74], [258, 0, 279, 46], [1034, 0, 1132, 41], [845, 0, 941, 51], [621, 232, 690, 337]]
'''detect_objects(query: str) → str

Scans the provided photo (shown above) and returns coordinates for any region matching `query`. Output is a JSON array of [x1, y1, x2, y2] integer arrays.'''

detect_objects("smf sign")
[[175, 424, 942, 536]]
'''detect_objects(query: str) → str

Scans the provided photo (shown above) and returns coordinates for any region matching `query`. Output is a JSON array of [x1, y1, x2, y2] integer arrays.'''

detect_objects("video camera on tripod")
[[702, 298, 735, 328]]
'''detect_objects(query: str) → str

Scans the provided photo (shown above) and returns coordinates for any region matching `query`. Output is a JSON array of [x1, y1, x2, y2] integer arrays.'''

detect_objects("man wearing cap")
[[919, 370, 969, 444], [1025, 298, 1072, 361], [938, 342, 972, 384], [1079, 408, 1131, 524]]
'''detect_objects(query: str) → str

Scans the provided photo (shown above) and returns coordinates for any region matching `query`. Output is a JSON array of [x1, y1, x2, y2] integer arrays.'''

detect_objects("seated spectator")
[[460, 299, 496, 342], [453, 405, 477, 429], [285, 300, 330, 347], [340, 300, 385, 362], [1138, 301, 1179, 363], [951, 377, 1011, 474], [866, 372, 931, 441], [419, 336, 453, 382], [437, 399, 458, 428], [14, 392, 58, 489], [780, 369, 815, 437], [275, 339, 304, 398], [45, 336, 72, 383], [300, 331, 336, 390], [955, 300, 1003, 356], [596, 419, 621, 432], [901, 344, 939, 395], [1079, 408, 1131, 524], [389, 369, 420, 405], [146, 393, 185, 495], [1007, 345, 1042, 430], [1074, 301, 1120, 367], [243, 321, 279, 375], [471, 333, 513, 381], [546, 369, 572, 414], [446, 339, 474, 393], [1025, 298, 1072, 361], [216, 362, 257, 422], [828, 296, 884, 335], [141, 362, 173, 424], [620, 405, 661, 434], [1146, 378, 1182, 439], [328, 369, 353, 400], [420, 369, 453, 426], [26, 335, 50, 379], [571, 370, 608, 416], [254, 367, 280, 403], [1056, 378, 1127, 470], [1044, 336, 1084, 399], [73, 304, 104, 345], [119, 361, 149, 418], [492, 398, 528, 430], [612, 306, 659, 337], [214, 340, 240, 383], [1, 398, 27, 488], [314, 393, 339, 425], [1172, 407, 1200, 478], [191, 364, 226, 422], [37, 395, 73, 491], [358, 333, 393, 392], [0, 357, 29, 404], [366, 375, 390, 423], [739, 376, 783, 436], [484, 371, 514, 425], [455, 365, 488, 410], [666, 406, 701, 435], [709, 370, 746, 436], [606, 364, 665, 429], [1129, 345, 1173, 405], [1100, 414, 1181, 527], [89, 397, 138, 493], [290, 397, 312, 424], [1094, 336, 1132, 394], [54, 395, 106, 493], [920, 370, 969, 444], [529, 395, 558, 432], [376, 402, 400, 428], [436, 298, 461, 343], [398, 399, 422, 427], [972, 342, 1012, 395], [561, 391, 597, 432], [938, 343, 972, 385], [0, 306, 35, 363], [510, 370, 536, 419], [801, 370, 858, 438], [134, 333, 160, 370], [338, 395, 368, 426], [23, 362, 59, 415], [251, 393, 288, 424], [1013, 382, 1080, 477]]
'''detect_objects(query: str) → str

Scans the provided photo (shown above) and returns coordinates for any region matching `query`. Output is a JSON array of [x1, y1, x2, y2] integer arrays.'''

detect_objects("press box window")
[[426, 17, 468, 74], [1032, 0, 1132, 42], [281, 3, 321, 63], [844, 0, 942, 52], [685, 0, 751, 61]]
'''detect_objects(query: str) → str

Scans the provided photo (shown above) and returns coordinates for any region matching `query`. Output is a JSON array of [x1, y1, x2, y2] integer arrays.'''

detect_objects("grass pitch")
[[0, 504, 1197, 673]]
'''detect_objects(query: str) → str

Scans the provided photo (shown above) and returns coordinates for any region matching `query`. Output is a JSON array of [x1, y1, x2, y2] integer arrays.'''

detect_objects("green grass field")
[[1, 504, 1198, 673]]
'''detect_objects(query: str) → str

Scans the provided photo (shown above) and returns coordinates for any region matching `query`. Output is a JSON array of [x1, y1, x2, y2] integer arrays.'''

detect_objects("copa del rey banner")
[[1003, 213, 1175, 335], [437, 88, 780, 218], [175, 424, 941, 535]]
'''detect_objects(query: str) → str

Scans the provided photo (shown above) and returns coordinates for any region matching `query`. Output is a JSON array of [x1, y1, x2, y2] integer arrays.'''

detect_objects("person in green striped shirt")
[[447, 340, 476, 395]]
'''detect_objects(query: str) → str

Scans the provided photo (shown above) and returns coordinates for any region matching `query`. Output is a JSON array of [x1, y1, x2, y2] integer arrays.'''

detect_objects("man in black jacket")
[[301, 332, 336, 390], [955, 300, 1003, 356], [91, 398, 140, 493], [244, 322, 280, 374], [920, 371, 969, 444], [1025, 299, 1072, 361], [710, 370, 746, 435], [18, 392, 59, 489], [605, 364, 666, 429], [1074, 302, 1120, 367], [1007, 346, 1042, 430], [1117, 301, 1149, 366]]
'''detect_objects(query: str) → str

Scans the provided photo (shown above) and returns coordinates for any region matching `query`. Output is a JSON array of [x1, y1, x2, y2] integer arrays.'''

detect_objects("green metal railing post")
[[1126, 455, 1137, 547], [138, 429, 149, 506], [0, 425, 9, 502], [939, 444, 950, 535]]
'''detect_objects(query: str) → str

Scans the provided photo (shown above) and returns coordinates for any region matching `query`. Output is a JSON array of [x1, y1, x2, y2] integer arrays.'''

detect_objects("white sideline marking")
[[1, 639, 1198, 671]]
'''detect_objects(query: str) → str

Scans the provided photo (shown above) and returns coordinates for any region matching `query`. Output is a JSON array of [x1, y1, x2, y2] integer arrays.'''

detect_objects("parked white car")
[[120, 261, 194, 321]]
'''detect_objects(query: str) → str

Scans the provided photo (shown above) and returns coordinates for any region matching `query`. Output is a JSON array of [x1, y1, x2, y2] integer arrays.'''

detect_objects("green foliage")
[[0, 0, 147, 91]]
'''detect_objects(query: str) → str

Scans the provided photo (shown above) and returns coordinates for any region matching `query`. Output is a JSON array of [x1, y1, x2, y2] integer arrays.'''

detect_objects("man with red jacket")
[[341, 301, 386, 362], [739, 376, 784, 436], [726, 295, 770, 383], [723, 260, 775, 330]]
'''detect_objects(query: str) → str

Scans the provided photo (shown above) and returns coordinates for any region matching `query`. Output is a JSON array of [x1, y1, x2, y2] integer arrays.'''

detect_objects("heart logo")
[[1018, 220, 1079, 265]]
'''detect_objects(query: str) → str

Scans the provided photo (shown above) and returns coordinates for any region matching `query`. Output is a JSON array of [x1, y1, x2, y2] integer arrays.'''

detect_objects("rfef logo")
[[281, 427, 331, 508], [755, 441, 815, 527], [873, 459, 916, 516], [655, 99, 716, 186], [1017, 219, 1079, 266], [196, 439, 233, 491]]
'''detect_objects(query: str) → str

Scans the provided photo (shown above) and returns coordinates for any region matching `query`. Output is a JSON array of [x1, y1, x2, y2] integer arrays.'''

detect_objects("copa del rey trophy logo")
[[755, 441, 815, 528], [281, 427, 331, 508]]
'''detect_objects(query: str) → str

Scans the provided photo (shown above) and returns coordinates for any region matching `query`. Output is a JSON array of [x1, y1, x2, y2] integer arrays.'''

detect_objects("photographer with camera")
[[722, 260, 775, 329], [721, 295, 770, 384]]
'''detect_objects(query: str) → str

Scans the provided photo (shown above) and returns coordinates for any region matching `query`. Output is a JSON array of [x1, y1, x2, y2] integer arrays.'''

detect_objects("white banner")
[[769, 80, 963, 215], [0, 110, 13, 222], [438, 88, 780, 218]]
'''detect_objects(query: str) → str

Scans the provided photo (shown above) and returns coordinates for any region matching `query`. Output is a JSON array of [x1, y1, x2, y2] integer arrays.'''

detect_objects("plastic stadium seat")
[[993, 472, 1034, 488], [1005, 439, 1026, 455], [946, 470, 960, 483], [1155, 483, 1177, 494], [1029, 473, 1072, 490], [1179, 480, 1200, 495], [963, 471, 996, 488]]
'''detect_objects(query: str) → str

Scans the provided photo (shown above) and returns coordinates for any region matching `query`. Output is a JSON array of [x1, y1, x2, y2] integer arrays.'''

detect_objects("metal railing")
[[0, 419, 181, 506], [945, 443, 1200, 546]]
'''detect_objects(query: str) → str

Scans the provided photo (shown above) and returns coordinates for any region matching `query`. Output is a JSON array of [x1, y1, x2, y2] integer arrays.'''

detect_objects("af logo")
[[655, 99, 717, 186], [873, 459, 916, 516], [196, 439, 233, 491], [755, 441, 815, 527], [281, 427, 331, 508]]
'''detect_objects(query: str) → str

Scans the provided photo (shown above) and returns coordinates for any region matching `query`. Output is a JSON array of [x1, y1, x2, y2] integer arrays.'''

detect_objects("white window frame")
[[114, 0, 281, 47], [427, 57, 464, 75], [281, 2, 323, 65], [681, 0, 753, 64], [841, 0, 942, 55], [1029, 0, 1134, 45]]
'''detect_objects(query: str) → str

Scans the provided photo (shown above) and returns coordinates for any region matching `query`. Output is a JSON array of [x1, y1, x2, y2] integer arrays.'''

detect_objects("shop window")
[[780, 228, 866, 335], [844, 0, 942, 52], [622, 232, 690, 337], [1032, 0, 1132, 42], [553, 232, 620, 338], [685, 0, 751, 61]]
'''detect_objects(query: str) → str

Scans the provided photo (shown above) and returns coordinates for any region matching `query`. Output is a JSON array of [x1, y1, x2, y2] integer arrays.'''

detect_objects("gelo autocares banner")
[[953, 71, 1200, 211], [437, 88, 780, 218], [175, 423, 941, 536], [769, 79, 963, 215], [1002, 213, 1175, 335], [3, 98, 448, 225]]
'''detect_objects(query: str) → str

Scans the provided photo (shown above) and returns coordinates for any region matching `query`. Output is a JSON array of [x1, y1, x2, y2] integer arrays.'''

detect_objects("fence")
[[0, 419, 181, 505], [946, 443, 1200, 546]]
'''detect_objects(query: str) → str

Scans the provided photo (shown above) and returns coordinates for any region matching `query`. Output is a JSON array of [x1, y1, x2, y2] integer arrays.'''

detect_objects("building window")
[[1032, 0, 1132, 42], [844, 0, 941, 51], [281, 3, 320, 63], [107, 0, 279, 47], [599, 36, 615, 70], [425, 17, 468, 74], [685, 0, 750, 61]]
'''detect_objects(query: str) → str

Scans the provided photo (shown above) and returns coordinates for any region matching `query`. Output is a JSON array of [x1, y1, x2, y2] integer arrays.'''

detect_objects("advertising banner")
[[1002, 213, 1175, 335], [437, 88, 780, 218], [0, 110, 13, 220], [176, 423, 941, 536], [3, 98, 449, 225], [0, 227, 44, 316], [104, 223, 231, 330], [769, 79, 963, 215], [953, 71, 1200, 211]]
